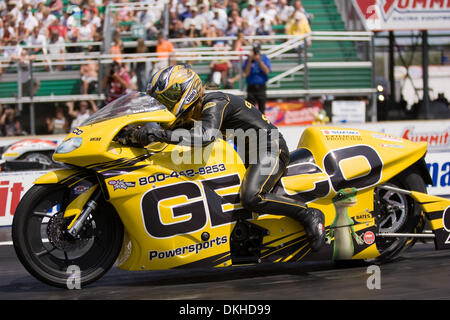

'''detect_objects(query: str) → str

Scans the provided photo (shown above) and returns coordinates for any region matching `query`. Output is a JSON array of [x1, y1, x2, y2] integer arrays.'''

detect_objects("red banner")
[[265, 100, 323, 126], [353, 0, 450, 31]]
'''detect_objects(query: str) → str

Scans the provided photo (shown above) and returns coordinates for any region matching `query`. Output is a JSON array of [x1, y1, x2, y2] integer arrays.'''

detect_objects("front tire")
[[12, 184, 124, 288]]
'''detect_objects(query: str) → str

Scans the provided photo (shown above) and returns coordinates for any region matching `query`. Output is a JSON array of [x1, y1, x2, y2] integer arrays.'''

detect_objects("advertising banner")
[[265, 100, 323, 126], [0, 171, 50, 227], [353, 0, 450, 31]]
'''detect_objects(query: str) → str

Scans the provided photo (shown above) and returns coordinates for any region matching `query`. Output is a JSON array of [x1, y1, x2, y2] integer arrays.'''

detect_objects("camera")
[[252, 42, 261, 55]]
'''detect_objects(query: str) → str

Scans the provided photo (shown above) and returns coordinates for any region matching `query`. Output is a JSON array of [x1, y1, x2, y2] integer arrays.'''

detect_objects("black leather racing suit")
[[148, 91, 308, 219]]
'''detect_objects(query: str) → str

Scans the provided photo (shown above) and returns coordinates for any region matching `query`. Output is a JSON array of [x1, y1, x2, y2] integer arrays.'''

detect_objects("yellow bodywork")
[[36, 114, 432, 269]]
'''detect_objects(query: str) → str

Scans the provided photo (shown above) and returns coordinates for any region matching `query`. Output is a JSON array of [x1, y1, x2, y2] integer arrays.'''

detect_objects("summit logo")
[[355, 0, 450, 21]]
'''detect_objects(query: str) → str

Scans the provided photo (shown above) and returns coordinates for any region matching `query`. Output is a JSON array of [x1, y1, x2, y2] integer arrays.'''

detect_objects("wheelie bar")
[[378, 185, 450, 250]]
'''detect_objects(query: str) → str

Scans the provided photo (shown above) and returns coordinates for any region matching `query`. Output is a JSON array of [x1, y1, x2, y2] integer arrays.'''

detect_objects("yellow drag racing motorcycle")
[[12, 92, 450, 288]]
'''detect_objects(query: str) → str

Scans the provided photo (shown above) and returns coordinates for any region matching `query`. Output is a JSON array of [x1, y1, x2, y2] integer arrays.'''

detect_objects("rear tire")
[[369, 167, 427, 264], [12, 184, 124, 288]]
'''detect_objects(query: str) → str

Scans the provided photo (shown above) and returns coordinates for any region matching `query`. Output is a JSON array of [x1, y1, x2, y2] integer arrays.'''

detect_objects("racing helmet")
[[146, 65, 203, 118]]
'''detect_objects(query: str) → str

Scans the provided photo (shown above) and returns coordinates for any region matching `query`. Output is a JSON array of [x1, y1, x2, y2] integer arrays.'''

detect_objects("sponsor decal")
[[363, 231, 375, 245], [73, 185, 90, 195], [402, 128, 450, 151], [380, 143, 405, 148], [149, 236, 228, 261], [72, 128, 83, 135], [322, 129, 362, 141], [108, 179, 136, 190], [354, 212, 373, 223], [372, 133, 403, 143]]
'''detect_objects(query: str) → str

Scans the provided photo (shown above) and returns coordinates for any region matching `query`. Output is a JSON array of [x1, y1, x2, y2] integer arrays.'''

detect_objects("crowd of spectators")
[[0, 0, 313, 136]]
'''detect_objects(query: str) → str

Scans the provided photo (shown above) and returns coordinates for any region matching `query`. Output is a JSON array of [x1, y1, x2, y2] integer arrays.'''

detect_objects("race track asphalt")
[[0, 227, 449, 301]]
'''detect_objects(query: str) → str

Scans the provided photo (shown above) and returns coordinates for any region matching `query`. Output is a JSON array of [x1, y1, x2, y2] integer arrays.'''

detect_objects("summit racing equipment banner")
[[0, 171, 50, 227], [353, 0, 450, 31]]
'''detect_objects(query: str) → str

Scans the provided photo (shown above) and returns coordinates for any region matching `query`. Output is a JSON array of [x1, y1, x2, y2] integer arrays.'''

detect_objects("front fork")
[[66, 189, 101, 237]]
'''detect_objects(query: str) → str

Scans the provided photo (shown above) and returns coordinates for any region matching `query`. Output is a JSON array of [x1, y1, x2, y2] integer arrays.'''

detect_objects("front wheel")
[[12, 184, 124, 288]]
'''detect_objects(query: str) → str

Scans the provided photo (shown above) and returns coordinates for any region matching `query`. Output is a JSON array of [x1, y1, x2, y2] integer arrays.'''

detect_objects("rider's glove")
[[130, 126, 165, 147]]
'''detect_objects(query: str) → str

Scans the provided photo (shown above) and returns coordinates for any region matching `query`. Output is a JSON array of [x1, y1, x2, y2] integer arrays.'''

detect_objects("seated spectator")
[[2, 38, 22, 60], [241, 18, 255, 37], [47, 29, 66, 71], [15, 21, 30, 44], [285, 11, 312, 46], [77, 16, 95, 42], [101, 61, 130, 104], [241, 0, 257, 26], [263, 0, 279, 25], [27, 26, 47, 54], [48, 0, 63, 16], [41, 7, 58, 30], [255, 17, 274, 43], [183, 7, 205, 37], [208, 41, 232, 89], [1, 19, 15, 43], [210, 8, 228, 32], [225, 9, 242, 37], [68, 100, 98, 130], [135, 6, 157, 40], [0, 107, 25, 136], [292, 0, 313, 24], [22, 7, 39, 33], [49, 17, 68, 41], [276, 0, 294, 24], [46, 105, 69, 134]]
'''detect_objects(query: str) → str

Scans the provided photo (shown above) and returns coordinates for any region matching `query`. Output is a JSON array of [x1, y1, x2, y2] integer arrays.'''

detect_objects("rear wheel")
[[370, 167, 427, 263], [12, 184, 123, 288]]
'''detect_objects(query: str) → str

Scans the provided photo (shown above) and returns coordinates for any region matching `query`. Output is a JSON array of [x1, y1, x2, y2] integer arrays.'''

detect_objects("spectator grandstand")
[[0, 0, 375, 135]]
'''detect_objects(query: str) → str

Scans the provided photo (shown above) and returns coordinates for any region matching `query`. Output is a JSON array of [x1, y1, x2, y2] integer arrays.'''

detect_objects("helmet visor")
[[154, 82, 182, 112]]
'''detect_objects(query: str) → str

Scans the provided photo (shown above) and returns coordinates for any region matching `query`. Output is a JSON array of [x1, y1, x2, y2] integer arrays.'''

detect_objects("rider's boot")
[[293, 207, 326, 252]]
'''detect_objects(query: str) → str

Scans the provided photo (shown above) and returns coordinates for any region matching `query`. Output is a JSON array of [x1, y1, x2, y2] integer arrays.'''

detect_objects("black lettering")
[[141, 182, 207, 238], [201, 174, 252, 227], [324, 145, 383, 191]]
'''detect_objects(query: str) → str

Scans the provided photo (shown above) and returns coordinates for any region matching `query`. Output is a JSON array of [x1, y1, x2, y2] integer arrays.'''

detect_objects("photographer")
[[101, 61, 130, 105], [243, 42, 271, 114]]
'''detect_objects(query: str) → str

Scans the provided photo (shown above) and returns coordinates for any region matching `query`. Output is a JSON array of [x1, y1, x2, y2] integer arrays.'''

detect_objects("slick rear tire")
[[12, 184, 124, 288], [369, 166, 427, 264]]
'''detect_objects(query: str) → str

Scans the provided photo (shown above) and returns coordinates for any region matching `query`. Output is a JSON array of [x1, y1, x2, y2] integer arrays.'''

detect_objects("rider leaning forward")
[[127, 65, 326, 251]]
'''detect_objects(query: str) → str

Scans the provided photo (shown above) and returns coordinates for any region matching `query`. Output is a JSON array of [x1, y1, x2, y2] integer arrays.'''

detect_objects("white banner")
[[353, 0, 450, 31], [0, 171, 50, 227]]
